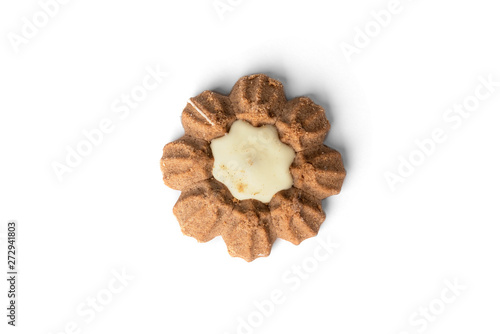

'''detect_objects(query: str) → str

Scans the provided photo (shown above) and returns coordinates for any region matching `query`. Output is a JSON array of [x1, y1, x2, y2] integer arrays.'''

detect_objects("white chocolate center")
[[210, 120, 295, 203]]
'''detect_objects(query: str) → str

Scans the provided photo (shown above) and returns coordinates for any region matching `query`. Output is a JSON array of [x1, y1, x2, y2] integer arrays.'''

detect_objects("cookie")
[[160, 74, 346, 261]]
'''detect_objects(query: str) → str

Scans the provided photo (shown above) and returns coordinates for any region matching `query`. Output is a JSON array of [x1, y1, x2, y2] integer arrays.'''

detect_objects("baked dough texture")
[[160, 74, 345, 261]]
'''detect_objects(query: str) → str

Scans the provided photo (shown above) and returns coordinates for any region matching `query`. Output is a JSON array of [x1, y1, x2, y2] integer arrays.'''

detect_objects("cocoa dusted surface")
[[160, 74, 346, 262]]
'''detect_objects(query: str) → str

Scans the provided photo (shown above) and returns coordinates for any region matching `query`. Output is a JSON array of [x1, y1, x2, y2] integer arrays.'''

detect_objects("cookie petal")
[[173, 179, 233, 242], [222, 200, 276, 262], [290, 145, 346, 199], [229, 74, 287, 127], [182, 91, 236, 141], [160, 135, 213, 191], [269, 187, 325, 245], [276, 97, 330, 152]]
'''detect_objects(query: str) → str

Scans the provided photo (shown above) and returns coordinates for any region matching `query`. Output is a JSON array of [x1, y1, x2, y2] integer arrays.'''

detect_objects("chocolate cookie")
[[160, 74, 345, 261]]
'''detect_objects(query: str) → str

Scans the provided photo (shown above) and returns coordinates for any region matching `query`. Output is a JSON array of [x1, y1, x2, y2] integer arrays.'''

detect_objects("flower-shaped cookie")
[[160, 74, 345, 261]]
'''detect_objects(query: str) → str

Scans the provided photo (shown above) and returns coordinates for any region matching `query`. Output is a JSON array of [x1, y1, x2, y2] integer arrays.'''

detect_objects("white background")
[[1, 0, 499, 333]]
